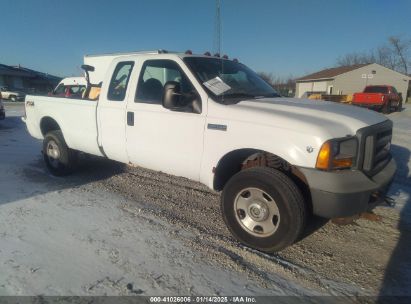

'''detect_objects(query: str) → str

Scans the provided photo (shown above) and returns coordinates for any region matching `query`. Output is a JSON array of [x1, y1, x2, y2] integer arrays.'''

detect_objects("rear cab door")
[[97, 59, 135, 163]]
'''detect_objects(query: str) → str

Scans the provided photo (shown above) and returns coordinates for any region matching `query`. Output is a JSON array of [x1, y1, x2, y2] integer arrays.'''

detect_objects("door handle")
[[127, 111, 134, 126]]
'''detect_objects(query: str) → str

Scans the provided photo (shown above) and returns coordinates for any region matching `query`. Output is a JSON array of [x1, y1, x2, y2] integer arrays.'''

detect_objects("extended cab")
[[352, 85, 402, 113], [24, 51, 396, 252]]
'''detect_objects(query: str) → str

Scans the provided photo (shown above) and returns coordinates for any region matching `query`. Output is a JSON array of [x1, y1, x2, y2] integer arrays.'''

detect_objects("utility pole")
[[213, 0, 221, 55]]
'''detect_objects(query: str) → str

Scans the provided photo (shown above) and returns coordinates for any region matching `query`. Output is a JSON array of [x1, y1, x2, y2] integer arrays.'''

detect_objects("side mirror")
[[162, 81, 202, 114], [81, 64, 95, 72], [81, 65, 95, 89], [162, 81, 186, 110]]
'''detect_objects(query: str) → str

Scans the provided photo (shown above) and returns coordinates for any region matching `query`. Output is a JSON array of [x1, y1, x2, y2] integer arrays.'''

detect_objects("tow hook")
[[359, 212, 381, 222], [384, 196, 396, 207], [333, 196, 397, 225]]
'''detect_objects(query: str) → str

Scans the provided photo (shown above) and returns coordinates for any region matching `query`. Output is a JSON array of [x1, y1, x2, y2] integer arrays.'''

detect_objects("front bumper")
[[298, 158, 396, 218], [352, 102, 383, 109]]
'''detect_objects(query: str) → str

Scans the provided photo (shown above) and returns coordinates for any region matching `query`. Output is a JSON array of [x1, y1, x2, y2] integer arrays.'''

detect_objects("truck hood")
[[219, 97, 388, 139]]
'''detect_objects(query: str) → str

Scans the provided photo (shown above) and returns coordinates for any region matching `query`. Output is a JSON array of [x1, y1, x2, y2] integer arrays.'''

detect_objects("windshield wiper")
[[221, 92, 280, 99], [256, 93, 281, 98], [220, 92, 257, 98], [218, 92, 281, 105]]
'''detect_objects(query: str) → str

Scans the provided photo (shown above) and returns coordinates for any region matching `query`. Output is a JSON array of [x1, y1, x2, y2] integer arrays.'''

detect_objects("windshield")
[[364, 86, 388, 94], [183, 57, 280, 104]]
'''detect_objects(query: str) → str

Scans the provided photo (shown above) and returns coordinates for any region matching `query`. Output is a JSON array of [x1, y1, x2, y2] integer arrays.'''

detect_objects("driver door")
[[125, 59, 206, 181]]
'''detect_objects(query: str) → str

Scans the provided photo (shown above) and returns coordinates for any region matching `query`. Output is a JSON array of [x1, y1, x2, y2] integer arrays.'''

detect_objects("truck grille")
[[357, 120, 393, 176]]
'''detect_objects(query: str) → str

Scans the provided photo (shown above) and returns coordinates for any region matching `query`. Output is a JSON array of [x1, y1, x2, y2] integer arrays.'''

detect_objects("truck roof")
[[83, 50, 236, 85], [58, 77, 87, 86], [84, 50, 167, 58], [84, 49, 234, 60], [365, 85, 392, 88]]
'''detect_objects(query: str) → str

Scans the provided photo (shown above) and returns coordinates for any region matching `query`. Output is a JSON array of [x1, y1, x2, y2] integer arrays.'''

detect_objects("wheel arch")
[[213, 148, 312, 213], [40, 116, 61, 136]]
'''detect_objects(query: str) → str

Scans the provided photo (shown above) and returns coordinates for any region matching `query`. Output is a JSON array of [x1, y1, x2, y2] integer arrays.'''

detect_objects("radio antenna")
[[213, 0, 222, 55]]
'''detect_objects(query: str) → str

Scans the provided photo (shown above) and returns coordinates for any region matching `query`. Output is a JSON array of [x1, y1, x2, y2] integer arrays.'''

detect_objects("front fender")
[[200, 121, 323, 189]]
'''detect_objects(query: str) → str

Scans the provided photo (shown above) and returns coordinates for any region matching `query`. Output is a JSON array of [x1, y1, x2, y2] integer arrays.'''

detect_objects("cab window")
[[107, 61, 134, 101], [54, 84, 65, 95], [135, 59, 195, 105], [69, 86, 86, 97]]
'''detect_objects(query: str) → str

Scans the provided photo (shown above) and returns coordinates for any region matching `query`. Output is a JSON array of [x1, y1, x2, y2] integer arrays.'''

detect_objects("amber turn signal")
[[332, 157, 353, 168], [316, 141, 331, 169], [316, 140, 354, 170]]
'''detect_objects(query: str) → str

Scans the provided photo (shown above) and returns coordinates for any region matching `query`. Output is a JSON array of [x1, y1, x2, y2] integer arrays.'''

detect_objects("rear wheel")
[[382, 101, 391, 114], [43, 130, 78, 176], [221, 167, 307, 252], [397, 99, 403, 112]]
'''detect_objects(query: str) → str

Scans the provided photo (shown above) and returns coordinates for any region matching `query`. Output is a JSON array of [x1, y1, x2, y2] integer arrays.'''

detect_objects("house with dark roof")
[[0, 64, 61, 94], [295, 63, 411, 100]]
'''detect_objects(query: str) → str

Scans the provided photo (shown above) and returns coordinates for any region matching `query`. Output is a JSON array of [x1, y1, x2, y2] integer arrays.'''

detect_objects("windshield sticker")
[[203, 77, 231, 96]]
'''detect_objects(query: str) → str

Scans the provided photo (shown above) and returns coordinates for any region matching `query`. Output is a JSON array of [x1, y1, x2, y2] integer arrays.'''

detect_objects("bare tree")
[[388, 36, 410, 74], [336, 52, 375, 66], [336, 36, 411, 74], [375, 46, 397, 70], [257, 72, 296, 96], [257, 72, 275, 86]]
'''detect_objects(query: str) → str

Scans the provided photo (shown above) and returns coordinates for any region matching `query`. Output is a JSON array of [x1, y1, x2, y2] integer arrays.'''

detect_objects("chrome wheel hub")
[[234, 187, 280, 237], [47, 141, 60, 159], [248, 202, 269, 222], [46, 140, 61, 168]]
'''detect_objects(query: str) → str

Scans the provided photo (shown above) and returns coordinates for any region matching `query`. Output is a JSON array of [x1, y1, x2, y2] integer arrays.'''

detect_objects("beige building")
[[295, 63, 410, 100]]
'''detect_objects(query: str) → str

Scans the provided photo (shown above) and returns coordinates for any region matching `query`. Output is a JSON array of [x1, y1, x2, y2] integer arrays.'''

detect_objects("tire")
[[397, 99, 402, 112], [382, 101, 391, 114], [43, 130, 78, 176], [10, 95, 16, 102], [221, 167, 307, 252]]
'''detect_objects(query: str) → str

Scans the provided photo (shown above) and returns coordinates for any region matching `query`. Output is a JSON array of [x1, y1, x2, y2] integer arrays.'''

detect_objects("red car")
[[352, 85, 402, 114]]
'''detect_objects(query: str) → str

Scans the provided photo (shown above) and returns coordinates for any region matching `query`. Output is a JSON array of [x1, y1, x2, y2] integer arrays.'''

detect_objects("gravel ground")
[[95, 105, 411, 297], [1, 102, 410, 298], [101, 159, 410, 296]]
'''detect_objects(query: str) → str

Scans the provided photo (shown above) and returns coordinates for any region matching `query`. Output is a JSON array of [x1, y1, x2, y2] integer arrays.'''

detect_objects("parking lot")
[[0, 102, 410, 298]]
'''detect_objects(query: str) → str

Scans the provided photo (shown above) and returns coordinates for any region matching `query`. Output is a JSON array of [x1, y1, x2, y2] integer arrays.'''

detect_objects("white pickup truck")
[[24, 50, 396, 252]]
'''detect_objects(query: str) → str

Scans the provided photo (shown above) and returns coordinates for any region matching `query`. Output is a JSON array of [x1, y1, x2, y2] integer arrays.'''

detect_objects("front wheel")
[[221, 167, 307, 252], [10, 96, 17, 102], [43, 130, 78, 176], [382, 101, 391, 114]]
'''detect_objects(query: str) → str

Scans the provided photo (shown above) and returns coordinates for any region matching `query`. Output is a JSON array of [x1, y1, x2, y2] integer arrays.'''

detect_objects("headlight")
[[316, 137, 358, 170]]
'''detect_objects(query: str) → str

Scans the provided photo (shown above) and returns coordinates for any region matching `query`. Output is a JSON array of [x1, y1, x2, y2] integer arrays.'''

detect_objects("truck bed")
[[24, 95, 103, 157]]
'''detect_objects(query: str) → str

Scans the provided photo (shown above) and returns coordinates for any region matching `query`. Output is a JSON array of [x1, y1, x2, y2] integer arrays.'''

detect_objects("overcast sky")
[[1, 0, 410, 78]]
